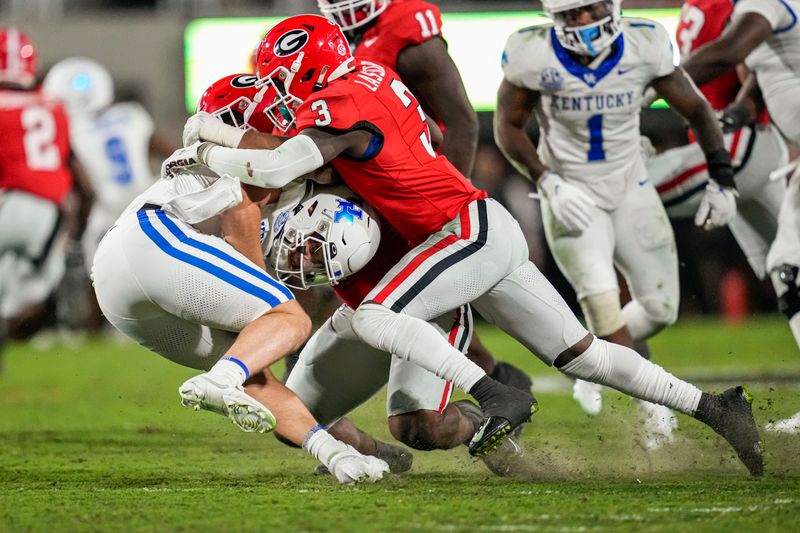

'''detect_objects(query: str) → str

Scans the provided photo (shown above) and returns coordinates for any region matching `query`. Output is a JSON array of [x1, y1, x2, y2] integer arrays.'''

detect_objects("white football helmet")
[[317, 0, 391, 32], [271, 193, 381, 289], [543, 0, 622, 57], [42, 57, 114, 115]]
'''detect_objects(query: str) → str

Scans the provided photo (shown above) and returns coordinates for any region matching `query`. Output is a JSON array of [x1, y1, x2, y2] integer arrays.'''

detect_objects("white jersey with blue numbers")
[[70, 102, 156, 217], [502, 18, 675, 209], [734, 0, 800, 143]]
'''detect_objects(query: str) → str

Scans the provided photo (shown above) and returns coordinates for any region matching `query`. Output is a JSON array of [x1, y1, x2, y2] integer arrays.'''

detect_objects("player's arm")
[[651, 68, 730, 179], [651, 67, 737, 228], [220, 184, 269, 269], [196, 128, 371, 189], [719, 69, 765, 133], [493, 78, 546, 182], [681, 13, 772, 87], [396, 37, 478, 176]]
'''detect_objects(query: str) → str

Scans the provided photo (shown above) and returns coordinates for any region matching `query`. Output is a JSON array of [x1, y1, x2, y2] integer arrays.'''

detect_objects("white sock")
[[352, 302, 486, 392], [207, 356, 249, 387], [303, 425, 348, 465], [560, 339, 702, 415]]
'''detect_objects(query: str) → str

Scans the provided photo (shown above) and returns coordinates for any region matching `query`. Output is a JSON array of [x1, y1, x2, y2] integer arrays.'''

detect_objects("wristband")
[[705, 149, 736, 189]]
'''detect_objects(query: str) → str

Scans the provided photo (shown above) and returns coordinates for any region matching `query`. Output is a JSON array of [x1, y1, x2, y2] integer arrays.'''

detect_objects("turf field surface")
[[1, 317, 799, 532]]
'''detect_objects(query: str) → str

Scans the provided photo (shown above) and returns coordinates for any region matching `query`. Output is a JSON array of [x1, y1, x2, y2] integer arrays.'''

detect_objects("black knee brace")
[[777, 264, 800, 319]]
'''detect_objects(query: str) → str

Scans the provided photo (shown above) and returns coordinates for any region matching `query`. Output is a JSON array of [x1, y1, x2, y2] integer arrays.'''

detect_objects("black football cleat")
[[467, 378, 537, 457], [694, 385, 764, 477]]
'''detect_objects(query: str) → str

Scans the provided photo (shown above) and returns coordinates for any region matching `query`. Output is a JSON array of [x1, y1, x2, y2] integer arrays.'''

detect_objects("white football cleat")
[[573, 379, 603, 416], [637, 400, 678, 450], [765, 410, 800, 434], [179, 373, 276, 433]]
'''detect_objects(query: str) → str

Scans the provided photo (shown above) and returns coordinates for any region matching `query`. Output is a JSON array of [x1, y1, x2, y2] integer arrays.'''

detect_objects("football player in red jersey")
[[171, 15, 764, 474], [0, 28, 92, 370], [318, 0, 534, 403]]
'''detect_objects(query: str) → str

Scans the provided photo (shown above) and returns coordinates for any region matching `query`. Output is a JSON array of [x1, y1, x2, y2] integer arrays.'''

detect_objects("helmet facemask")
[[318, 0, 390, 32], [272, 220, 343, 289], [548, 0, 622, 57], [211, 95, 254, 130]]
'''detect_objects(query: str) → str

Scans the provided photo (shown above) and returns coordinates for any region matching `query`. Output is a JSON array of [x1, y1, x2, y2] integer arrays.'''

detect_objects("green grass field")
[[2, 317, 800, 532]]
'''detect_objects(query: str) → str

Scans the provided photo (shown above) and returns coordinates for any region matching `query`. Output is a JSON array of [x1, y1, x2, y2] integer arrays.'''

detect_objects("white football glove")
[[694, 180, 738, 230], [160, 142, 213, 178], [183, 111, 246, 148], [537, 171, 597, 234], [326, 446, 390, 485]]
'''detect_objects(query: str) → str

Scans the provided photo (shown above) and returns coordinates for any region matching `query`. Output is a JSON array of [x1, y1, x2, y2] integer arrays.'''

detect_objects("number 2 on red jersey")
[[21, 106, 61, 171]]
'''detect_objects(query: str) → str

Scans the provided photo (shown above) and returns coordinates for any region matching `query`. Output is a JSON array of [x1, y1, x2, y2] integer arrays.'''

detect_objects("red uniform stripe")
[[372, 202, 474, 305], [656, 162, 707, 194], [437, 381, 453, 413]]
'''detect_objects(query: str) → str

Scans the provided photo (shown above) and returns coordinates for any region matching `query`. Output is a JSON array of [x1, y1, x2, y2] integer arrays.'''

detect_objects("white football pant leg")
[[615, 182, 679, 340], [92, 208, 291, 369]]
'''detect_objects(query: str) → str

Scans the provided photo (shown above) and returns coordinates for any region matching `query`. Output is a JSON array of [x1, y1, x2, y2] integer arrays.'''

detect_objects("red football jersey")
[[676, 0, 741, 111], [295, 58, 486, 246], [0, 89, 73, 204], [352, 0, 443, 74]]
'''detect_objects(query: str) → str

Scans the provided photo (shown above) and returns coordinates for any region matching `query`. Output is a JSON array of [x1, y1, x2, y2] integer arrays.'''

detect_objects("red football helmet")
[[0, 27, 37, 88], [317, 0, 391, 32], [253, 14, 354, 132], [197, 73, 273, 133]]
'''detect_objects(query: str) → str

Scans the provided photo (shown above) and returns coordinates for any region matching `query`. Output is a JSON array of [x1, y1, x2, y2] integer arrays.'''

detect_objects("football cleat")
[[480, 434, 526, 477], [573, 379, 603, 416], [765, 410, 800, 434], [694, 386, 764, 477], [637, 400, 678, 451], [178, 374, 276, 433], [468, 382, 537, 457]]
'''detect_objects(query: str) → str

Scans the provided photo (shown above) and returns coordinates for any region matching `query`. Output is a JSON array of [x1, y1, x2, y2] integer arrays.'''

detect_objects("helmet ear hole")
[[300, 68, 316, 83]]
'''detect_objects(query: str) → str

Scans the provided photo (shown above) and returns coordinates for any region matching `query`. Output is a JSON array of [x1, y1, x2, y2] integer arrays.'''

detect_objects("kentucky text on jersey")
[[548, 90, 636, 113], [353, 61, 386, 93]]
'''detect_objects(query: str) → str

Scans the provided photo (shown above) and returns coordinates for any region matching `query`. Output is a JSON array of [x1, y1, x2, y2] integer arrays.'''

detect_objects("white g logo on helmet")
[[274, 29, 310, 57]]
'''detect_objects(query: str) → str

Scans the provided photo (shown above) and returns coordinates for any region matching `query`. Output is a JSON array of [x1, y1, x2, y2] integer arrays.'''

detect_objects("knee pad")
[[579, 291, 625, 337], [774, 264, 800, 319]]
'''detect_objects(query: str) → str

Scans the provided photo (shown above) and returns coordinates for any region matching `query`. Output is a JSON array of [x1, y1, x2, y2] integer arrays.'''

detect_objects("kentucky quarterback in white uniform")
[[496, 0, 737, 446]]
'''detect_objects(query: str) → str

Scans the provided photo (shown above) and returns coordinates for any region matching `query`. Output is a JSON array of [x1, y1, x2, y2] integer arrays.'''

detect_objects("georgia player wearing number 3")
[[0, 28, 91, 367]]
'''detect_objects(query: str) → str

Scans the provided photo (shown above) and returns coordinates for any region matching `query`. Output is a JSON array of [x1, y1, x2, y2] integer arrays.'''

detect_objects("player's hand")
[[326, 445, 390, 484], [160, 142, 213, 178], [182, 111, 216, 147], [694, 180, 738, 230], [538, 171, 596, 234], [718, 103, 751, 134]]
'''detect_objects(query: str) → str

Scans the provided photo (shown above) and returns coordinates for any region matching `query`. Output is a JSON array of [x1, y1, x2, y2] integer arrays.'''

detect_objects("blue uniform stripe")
[[137, 210, 285, 308], [154, 210, 294, 301]]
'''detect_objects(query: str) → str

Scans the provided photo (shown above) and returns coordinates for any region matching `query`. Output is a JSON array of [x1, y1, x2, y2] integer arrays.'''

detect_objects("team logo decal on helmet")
[[333, 199, 363, 223], [274, 29, 310, 57], [230, 74, 258, 88]]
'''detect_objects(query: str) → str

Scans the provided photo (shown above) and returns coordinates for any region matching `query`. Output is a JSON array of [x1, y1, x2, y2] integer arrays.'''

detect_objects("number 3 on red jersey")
[[310, 78, 436, 158]]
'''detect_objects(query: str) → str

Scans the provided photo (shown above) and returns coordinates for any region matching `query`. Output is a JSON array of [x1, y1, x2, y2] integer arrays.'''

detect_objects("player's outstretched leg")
[[556, 336, 763, 476]]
